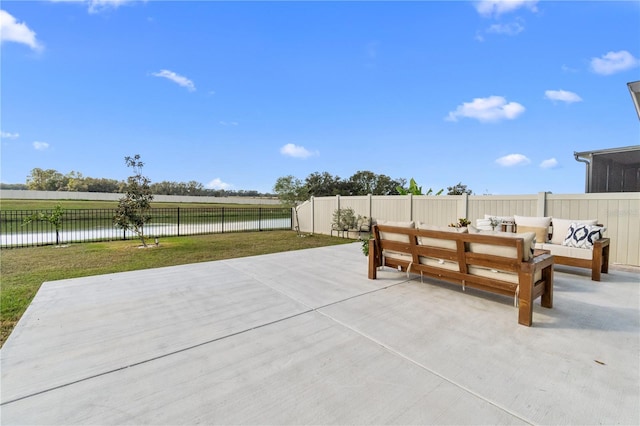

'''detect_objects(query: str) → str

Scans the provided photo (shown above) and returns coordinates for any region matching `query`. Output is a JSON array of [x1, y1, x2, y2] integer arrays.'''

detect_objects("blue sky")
[[1, 0, 639, 195]]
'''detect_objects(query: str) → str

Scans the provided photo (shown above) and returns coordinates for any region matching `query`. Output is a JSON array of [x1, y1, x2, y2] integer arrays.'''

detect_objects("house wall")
[[590, 157, 640, 193]]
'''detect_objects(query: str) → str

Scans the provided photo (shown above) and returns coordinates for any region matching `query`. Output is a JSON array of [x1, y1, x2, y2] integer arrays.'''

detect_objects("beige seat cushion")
[[468, 266, 542, 285], [415, 223, 464, 270], [377, 220, 415, 262], [419, 256, 460, 271], [383, 251, 413, 262], [541, 243, 592, 260]]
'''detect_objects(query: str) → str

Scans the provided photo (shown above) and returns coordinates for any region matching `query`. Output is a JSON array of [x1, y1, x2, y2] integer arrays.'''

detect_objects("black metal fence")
[[0, 207, 293, 248]]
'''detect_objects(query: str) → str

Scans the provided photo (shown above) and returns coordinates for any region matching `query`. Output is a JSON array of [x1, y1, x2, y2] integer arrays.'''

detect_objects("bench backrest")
[[373, 224, 536, 276]]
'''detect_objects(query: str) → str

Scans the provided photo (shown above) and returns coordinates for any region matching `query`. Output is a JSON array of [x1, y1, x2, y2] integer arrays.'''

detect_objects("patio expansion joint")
[[1, 309, 317, 407], [243, 270, 535, 425], [0, 276, 410, 408], [315, 300, 536, 426]]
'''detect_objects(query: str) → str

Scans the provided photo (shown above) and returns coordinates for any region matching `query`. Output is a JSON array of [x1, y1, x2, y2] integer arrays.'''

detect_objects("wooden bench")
[[550, 238, 610, 281], [540, 221, 610, 281], [368, 224, 554, 326], [512, 218, 610, 281]]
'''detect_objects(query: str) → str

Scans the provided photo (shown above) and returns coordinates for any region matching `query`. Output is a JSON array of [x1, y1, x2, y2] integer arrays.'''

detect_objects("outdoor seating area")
[[368, 221, 554, 326], [1, 243, 638, 425], [477, 215, 611, 281]]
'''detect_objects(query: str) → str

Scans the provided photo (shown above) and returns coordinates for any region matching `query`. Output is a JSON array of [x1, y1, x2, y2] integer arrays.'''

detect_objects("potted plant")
[[332, 207, 356, 231], [448, 218, 471, 229]]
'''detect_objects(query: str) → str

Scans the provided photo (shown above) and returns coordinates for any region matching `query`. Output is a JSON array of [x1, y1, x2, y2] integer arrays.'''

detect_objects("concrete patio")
[[1, 242, 638, 425]]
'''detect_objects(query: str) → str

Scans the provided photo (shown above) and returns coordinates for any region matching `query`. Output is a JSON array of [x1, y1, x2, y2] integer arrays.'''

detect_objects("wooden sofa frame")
[[368, 224, 554, 326], [551, 238, 610, 281], [514, 222, 610, 281]]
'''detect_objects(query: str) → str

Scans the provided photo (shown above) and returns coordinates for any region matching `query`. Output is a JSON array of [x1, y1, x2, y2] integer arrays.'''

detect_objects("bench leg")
[[592, 247, 603, 281], [602, 244, 610, 274], [591, 241, 611, 281], [541, 265, 553, 309], [518, 275, 534, 327], [368, 239, 378, 279]]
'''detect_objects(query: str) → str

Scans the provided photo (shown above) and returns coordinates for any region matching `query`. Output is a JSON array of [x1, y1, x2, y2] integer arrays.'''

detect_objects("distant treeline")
[[2, 168, 472, 198], [2, 168, 273, 197]]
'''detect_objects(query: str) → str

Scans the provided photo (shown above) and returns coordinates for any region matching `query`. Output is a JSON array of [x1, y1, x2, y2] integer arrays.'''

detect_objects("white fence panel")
[[545, 193, 640, 267], [371, 195, 412, 222], [467, 195, 538, 221], [412, 196, 460, 226], [297, 192, 640, 266], [312, 198, 336, 235]]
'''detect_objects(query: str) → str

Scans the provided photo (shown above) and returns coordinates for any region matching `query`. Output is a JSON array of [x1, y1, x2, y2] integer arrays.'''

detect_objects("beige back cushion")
[[376, 220, 414, 242], [516, 225, 547, 245], [416, 222, 466, 250], [468, 226, 536, 261], [550, 218, 598, 245], [514, 215, 552, 243]]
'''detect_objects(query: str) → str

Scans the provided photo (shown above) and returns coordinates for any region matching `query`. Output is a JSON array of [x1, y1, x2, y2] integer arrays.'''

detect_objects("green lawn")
[[0, 231, 356, 347]]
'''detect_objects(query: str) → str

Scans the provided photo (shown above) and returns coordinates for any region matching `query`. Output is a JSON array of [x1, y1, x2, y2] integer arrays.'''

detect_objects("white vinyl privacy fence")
[[296, 192, 640, 267]]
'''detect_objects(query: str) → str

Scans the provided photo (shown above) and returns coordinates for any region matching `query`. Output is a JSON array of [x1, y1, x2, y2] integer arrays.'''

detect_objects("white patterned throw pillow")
[[563, 223, 605, 249]]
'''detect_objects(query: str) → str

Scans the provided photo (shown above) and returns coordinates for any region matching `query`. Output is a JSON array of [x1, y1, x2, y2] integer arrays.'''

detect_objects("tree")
[[344, 171, 404, 195], [447, 182, 473, 195], [370, 173, 404, 195], [23, 203, 65, 245], [113, 155, 154, 247], [84, 177, 123, 193], [396, 178, 423, 195], [26, 168, 67, 191], [65, 171, 89, 192], [273, 175, 309, 235], [396, 178, 443, 195], [305, 172, 341, 197]]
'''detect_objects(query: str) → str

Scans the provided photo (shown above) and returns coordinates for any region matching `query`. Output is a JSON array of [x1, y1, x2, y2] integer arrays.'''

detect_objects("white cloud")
[[219, 121, 238, 126], [474, 0, 538, 18], [205, 178, 232, 190], [0, 10, 44, 51], [33, 141, 50, 151], [280, 143, 318, 159], [1, 131, 20, 139], [496, 154, 530, 167], [590, 50, 640, 75], [486, 21, 524, 36], [49, 0, 137, 14], [561, 64, 578, 73], [446, 96, 525, 123], [544, 90, 583, 104], [151, 69, 196, 92], [540, 158, 559, 169]]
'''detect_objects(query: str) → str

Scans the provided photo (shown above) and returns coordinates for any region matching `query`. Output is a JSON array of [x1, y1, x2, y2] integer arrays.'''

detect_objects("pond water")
[[1, 218, 292, 247]]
